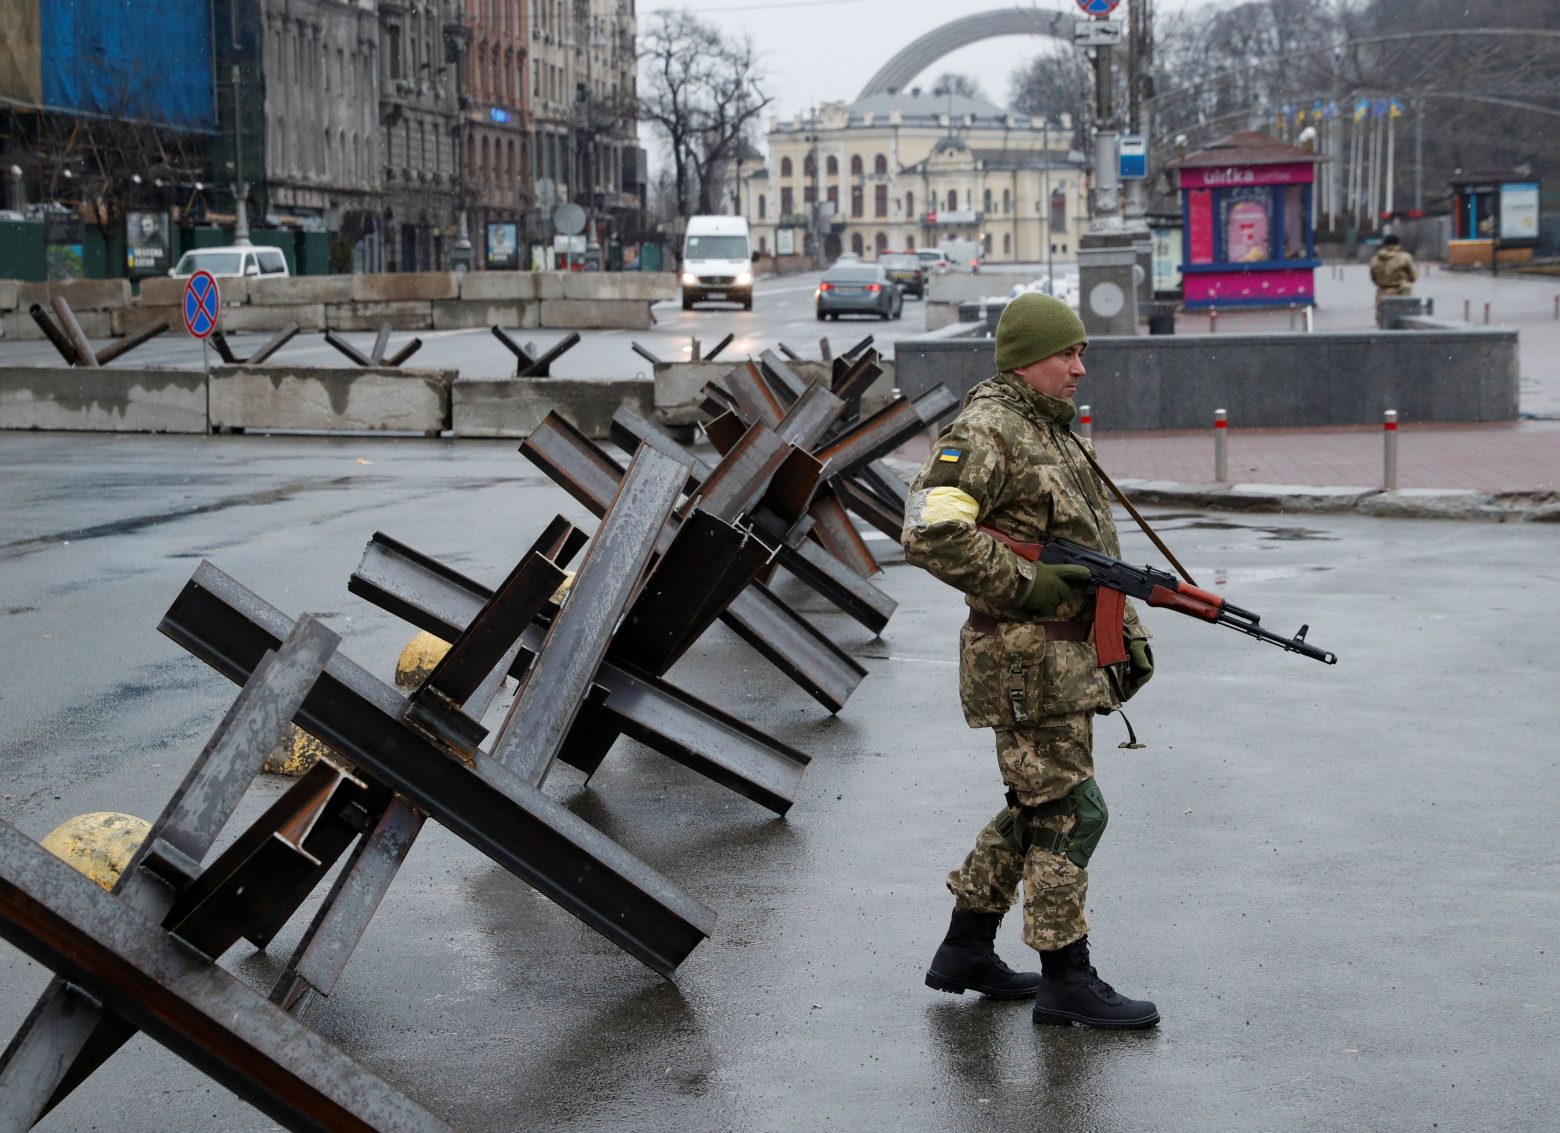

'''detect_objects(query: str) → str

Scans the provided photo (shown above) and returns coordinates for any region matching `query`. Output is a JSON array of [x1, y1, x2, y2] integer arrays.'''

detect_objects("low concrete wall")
[[0, 272, 676, 339], [893, 328, 1519, 430], [0, 366, 207, 433], [453, 377, 653, 439], [209, 365, 454, 434]]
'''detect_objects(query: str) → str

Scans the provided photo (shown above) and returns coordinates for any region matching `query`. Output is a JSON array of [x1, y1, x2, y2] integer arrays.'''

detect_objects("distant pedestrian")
[[1370, 234, 1417, 324]]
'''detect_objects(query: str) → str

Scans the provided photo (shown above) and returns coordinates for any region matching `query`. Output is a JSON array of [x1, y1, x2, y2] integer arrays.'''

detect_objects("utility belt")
[[965, 611, 1092, 641]]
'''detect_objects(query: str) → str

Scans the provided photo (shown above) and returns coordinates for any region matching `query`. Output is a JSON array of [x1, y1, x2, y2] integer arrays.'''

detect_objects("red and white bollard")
[[1214, 408, 1229, 483], [1077, 403, 1093, 441], [1383, 409, 1399, 491], [1484, 302, 1492, 325], [1209, 307, 1219, 334]]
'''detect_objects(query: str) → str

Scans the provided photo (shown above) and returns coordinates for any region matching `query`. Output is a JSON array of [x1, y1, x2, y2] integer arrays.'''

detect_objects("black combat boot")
[[1031, 936, 1159, 1029], [925, 908, 1042, 999]]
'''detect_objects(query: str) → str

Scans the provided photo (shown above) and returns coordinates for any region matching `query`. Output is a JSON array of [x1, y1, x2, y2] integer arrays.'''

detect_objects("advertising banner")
[[486, 222, 518, 269], [126, 211, 170, 277], [1498, 182, 1540, 244], [45, 211, 84, 280]]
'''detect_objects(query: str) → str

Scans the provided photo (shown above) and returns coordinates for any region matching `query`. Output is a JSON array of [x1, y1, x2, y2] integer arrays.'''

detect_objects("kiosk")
[[1172, 131, 1320, 310]]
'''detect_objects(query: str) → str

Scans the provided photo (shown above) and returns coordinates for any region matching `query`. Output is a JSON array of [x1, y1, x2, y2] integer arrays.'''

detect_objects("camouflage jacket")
[[1369, 247, 1417, 294], [903, 370, 1146, 727]]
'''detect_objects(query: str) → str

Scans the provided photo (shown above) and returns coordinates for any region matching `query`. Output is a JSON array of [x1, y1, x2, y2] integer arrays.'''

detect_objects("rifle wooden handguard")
[[979, 524, 1127, 667]]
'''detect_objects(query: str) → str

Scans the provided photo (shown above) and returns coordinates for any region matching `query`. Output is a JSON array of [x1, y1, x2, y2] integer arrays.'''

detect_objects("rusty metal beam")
[[159, 562, 715, 976], [350, 535, 817, 809], [0, 821, 452, 1133]]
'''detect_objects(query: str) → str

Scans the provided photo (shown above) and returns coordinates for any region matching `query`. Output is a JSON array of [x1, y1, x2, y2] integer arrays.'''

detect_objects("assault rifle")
[[980, 526, 1338, 667]]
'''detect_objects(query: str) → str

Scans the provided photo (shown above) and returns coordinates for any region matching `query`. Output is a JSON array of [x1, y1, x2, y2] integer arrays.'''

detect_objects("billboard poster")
[[486, 221, 518, 269], [126, 210, 170, 277], [1498, 182, 1540, 244], [776, 227, 795, 256], [44, 211, 84, 280]]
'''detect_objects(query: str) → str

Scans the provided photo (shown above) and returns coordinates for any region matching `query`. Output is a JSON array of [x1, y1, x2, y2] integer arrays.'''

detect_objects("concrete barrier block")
[[652, 361, 738, 427], [0, 280, 22, 311], [137, 275, 250, 306], [534, 272, 566, 299], [459, 272, 539, 302], [453, 376, 652, 438], [351, 272, 458, 302], [2, 310, 44, 339], [327, 301, 434, 330], [210, 365, 454, 433], [538, 299, 652, 330], [561, 272, 678, 301], [432, 301, 523, 330], [1, 366, 207, 433], [18, 278, 132, 310], [112, 306, 182, 336], [219, 303, 326, 332], [250, 275, 354, 305]]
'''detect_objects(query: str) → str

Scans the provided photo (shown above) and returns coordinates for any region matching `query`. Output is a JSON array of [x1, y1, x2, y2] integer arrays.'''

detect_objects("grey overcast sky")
[[637, 0, 1210, 129]]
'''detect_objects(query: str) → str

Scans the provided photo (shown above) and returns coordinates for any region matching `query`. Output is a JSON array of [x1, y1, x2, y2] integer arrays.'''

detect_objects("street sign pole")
[[183, 270, 221, 431]]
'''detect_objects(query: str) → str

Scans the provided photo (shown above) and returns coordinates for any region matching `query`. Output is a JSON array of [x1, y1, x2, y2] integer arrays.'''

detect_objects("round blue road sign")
[[182, 270, 221, 339], [1077, 0, 1121, 14]]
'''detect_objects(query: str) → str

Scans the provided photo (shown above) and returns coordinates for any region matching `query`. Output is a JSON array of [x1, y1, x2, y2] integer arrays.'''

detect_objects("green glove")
[[1120, 638, 1155, 701], [1019, 563, 1092, 617]]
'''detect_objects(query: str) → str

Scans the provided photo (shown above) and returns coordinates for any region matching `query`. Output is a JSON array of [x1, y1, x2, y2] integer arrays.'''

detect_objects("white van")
[[169, 245, 290, 279], [681, 216, 753, 311]]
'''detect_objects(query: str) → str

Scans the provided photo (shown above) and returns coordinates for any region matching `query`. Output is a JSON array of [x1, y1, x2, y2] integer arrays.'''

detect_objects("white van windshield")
[[685, 235, 748, 260], [176, 252, 243, 275]]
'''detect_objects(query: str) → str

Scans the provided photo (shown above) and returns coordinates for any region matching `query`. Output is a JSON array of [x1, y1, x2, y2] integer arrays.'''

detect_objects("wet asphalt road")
[[0, 432, 1556, 1132]]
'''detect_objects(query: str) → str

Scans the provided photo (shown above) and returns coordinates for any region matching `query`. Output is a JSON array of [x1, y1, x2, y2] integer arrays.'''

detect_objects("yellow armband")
[[905, 486, 980, 529]]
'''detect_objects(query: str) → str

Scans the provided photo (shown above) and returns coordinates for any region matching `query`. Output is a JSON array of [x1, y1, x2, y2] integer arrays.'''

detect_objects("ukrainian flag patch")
[[937, 447, 962, 463]]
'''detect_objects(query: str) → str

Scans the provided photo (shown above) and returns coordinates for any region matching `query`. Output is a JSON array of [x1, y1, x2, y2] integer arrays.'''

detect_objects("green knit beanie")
[[994, 293, 1088, 372]]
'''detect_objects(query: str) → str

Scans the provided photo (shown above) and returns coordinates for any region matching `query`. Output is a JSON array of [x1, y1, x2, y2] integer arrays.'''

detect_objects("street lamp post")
[[230, 64, 251, 244]]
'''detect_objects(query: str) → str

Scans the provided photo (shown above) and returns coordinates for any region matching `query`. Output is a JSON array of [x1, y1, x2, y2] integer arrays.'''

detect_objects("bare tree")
[[930, 72, 987, 102], [1008, 45, 1095, 147], [638, 10, 773, 219]]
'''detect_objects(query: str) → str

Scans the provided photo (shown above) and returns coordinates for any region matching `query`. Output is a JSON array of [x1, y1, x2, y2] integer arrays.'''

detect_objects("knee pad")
[[1061, 778, 1108, 869]]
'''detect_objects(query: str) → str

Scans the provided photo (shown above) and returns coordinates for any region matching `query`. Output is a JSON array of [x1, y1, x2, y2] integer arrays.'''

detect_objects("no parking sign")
[[182, 270, 220, 339], [1076, 0, 1120, 14]]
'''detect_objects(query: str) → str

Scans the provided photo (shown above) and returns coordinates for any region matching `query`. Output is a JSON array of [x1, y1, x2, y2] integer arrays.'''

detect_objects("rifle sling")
[[1067, 432, 1199, 587]]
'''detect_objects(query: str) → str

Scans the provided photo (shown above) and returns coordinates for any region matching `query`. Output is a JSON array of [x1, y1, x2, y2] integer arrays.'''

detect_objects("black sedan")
[[816, 264, 903, 321]]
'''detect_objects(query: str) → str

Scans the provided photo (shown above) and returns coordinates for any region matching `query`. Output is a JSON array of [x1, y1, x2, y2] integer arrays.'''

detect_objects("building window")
[[947, 190, 958, 211], [873, 184, 887, 218], [851, 232, 864, 255], [804, 153, 815, 177], [850, 154, 863, 176], [851, 185, 863, 218], [906, 190, 914, 216], [907, 234, 915, 250], [1003, 233, 1012, 255], [874, 154, 887, 175], [781, 156, 793, 178], [781, 186, 793, 214], [874, 231, 887, 254], [804, 185, 815, 204], [758, 194, 766, 219], [827, 155, 838, 176], [984, 188, 992, 213], [1003, 188, 1011, 214]]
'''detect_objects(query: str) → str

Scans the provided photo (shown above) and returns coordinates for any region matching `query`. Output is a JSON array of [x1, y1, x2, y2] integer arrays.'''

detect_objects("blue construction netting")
[[41, 0, 214, 130]]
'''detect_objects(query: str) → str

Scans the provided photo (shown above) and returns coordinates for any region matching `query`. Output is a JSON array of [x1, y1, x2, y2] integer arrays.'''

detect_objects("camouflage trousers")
[[945, 711, 1095, 952]]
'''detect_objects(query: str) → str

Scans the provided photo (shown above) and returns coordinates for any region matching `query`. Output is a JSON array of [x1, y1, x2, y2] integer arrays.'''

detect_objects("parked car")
[[816, 263, 903, 321], [168, 245, 290, 279], [880, 252, 926, 298], [916, 249, 950, 275]]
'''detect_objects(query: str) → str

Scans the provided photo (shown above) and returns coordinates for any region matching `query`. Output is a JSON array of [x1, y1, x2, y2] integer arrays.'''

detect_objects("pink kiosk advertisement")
[[1175, 132, 1321, 310]]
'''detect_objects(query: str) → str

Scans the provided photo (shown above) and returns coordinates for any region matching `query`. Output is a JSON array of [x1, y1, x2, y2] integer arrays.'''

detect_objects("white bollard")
[[1305, 305, 1315, 333], [1383, 410, 1399, 490], [1077, 404, 1093, 441], [1214, 408, 1229, 483], [1209, 307, 1218, 334]]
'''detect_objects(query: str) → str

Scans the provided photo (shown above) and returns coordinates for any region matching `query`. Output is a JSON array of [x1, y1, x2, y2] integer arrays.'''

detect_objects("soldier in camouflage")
[[904, 292, 1160, 1030], [1370, 233, 1418, 324]]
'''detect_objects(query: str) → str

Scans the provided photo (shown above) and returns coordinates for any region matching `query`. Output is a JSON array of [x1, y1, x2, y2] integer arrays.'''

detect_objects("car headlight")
[[735, 271, 752, 286], [681, 272, 698, 285]]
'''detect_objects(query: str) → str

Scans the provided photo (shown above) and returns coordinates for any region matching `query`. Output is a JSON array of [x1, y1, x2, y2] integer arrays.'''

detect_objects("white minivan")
[[681, 216, 753, 311], [169, 245, 290, 279]]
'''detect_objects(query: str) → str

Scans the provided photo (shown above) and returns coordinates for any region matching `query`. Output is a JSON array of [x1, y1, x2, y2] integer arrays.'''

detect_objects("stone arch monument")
[[856, 8, 1072, 101]]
